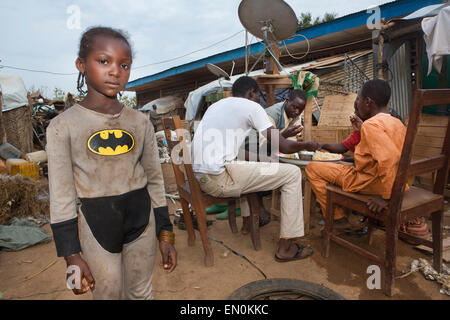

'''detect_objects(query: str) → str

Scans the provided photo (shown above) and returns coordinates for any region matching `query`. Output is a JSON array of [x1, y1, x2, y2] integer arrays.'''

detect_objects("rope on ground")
[[208, 236, 267, 279], [396, 266, 425, 279], [23, 258, 59, 282]]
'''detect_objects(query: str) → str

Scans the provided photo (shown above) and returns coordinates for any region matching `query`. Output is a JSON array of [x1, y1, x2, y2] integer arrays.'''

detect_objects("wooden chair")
[[322, 89, 450, 296], [161, 116, 261, 267]]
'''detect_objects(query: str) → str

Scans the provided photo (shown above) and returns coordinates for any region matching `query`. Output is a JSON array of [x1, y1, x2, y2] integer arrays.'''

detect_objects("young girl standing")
[[47, 26, 177, 299]]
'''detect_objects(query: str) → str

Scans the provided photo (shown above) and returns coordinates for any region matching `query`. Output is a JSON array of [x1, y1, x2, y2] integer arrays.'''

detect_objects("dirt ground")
[[1, 198, 449, 300]]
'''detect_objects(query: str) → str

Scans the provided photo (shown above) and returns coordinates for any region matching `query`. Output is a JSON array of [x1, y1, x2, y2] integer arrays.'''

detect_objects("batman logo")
[[88, 129, 135, 156]]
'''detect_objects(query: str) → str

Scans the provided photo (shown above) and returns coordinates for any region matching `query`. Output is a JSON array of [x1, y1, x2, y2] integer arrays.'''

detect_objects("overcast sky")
[[0, 0, 392, 98]]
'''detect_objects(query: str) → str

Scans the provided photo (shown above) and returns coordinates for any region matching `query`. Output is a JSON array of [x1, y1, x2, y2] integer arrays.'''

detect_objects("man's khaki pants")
[[198, 161, 304, 239]]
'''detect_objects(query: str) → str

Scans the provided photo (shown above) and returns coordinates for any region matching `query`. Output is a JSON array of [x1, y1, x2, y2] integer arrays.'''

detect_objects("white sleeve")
[[248, 103, 273, 133]]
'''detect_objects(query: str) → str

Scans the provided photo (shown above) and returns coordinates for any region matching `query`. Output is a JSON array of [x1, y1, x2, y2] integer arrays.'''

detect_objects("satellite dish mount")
[[238, 0, 298, 75]]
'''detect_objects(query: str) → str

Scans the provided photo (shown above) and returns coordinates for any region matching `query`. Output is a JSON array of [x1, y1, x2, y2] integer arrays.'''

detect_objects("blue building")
[[126, 0, 445, 119]]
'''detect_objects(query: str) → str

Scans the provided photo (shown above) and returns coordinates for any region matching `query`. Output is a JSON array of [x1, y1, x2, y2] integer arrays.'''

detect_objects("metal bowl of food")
[[299, 151, 314, 161]]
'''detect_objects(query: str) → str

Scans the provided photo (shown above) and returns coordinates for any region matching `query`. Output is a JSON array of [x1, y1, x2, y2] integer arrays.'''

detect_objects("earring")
[[77, 72, 87, 96]]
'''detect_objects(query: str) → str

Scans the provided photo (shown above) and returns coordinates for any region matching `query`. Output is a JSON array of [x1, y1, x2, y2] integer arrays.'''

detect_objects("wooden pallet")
[[410, 113, 449, 191]]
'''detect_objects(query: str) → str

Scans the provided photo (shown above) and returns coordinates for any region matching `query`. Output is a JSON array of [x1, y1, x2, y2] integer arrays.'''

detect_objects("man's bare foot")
[[275, 242, 313, 262]]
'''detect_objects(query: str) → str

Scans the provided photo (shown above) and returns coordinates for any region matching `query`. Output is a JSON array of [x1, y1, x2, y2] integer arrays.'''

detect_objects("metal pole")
[[245, 31, 249, 75]]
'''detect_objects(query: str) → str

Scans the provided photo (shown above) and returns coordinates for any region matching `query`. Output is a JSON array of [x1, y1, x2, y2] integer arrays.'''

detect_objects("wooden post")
[[377, 19, 390, 81], [0, 92, 5, 144], [415, 36, 423, 89], [245, 31, 249, 75], [303, 98, 314, 141], [267, 43, 280, 75], [266, 85, 275, 107]]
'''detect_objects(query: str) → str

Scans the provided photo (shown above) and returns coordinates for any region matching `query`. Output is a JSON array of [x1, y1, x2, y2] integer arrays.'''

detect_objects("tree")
[[119, 94, 137, 109], [53, 87, 66, 100], [297, 12, 338, 31]]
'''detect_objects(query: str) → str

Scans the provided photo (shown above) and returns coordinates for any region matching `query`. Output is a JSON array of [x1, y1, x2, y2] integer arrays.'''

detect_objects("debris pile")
[[410, 258, 450, 296], [0, 175, 49, 225], [155, 130, 174, 164], [30, 91, 80, 147]]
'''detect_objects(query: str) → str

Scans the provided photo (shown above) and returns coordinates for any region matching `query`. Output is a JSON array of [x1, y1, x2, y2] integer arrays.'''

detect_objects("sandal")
[[206, 204, 228, 215], [216, 208, 241, 220], [274, 243, 314, 262], [259, 215, 271, 227]]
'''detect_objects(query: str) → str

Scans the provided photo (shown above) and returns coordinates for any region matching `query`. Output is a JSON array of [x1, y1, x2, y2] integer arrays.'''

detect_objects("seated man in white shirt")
[[191, 76, 317, 262]]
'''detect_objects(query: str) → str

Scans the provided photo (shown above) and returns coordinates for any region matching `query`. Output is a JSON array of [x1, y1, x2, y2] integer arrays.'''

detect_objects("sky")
[[0, 0, 392, 98]]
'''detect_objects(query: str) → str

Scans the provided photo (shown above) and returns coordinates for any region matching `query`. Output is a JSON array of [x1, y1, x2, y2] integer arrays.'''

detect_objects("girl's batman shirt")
[[47, 104, 172, 256]]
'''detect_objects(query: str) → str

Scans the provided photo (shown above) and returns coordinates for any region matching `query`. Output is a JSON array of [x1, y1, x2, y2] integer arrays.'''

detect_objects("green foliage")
[[53, 87, 66, 100], [297, 12, 338, 30], [119, 94, 137, 109]]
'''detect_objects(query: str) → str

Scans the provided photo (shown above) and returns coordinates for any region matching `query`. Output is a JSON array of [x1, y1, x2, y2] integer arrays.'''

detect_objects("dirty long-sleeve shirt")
[[47, 104, 171, 257]]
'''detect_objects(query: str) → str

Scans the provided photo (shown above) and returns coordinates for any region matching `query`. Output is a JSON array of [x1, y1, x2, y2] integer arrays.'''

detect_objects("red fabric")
[[342, 130, 361, 152]]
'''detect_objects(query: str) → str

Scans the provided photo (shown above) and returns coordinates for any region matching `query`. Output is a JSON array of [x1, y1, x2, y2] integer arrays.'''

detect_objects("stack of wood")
[[410, 113, 450, 195], [1, 93, 34, 154], [304, 93, 356, 146]]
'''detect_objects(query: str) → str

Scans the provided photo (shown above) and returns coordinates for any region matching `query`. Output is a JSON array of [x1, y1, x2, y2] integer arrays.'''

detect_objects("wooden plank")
[[318, 93, 357, 127], [416, 126, 448, 138], [330, 234, 385, 265], [414, 237, 450, 263], [303, 98, 313, 141], [408, 155, 446, 176], [422, 89, 450, 106], [414, 135, 444, 148], [311, 126, 353, 144], [412, 145, 442, 158], [419, 114, 449, 127]]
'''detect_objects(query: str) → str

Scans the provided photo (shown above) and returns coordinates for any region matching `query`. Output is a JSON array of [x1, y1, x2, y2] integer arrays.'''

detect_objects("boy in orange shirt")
[[306, 80, 407, 230]]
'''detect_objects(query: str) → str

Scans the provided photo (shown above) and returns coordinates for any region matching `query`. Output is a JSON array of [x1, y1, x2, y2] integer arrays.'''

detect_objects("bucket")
[[6, 158, 27, 173], [9, 161, 39, 180], [25, 150, 47, 164], [0, 142, 23, 160], [0, 159, 7, 175]]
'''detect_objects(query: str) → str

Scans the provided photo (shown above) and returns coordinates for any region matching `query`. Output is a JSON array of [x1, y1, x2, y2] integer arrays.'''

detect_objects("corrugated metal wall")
[[314, 53, 374, 108], [389, 43, 413, 121]]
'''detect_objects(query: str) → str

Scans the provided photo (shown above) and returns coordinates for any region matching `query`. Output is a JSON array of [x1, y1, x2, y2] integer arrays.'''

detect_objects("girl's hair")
[[77, 26, 133, 95]]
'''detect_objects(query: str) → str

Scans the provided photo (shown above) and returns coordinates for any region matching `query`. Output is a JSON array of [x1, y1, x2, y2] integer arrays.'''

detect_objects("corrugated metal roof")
[[389, 43, 413, 121], [126, 0, 442, 92]]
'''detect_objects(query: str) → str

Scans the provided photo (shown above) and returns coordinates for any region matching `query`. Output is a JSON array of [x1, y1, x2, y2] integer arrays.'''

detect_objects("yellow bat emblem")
[[88, 129, 135, 156]]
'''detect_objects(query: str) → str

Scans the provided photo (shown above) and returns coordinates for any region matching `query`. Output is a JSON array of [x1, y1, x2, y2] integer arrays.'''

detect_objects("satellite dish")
[[206, 63, 230, 80], [238, 0, 298, 42], [238, 0, 298, 73]]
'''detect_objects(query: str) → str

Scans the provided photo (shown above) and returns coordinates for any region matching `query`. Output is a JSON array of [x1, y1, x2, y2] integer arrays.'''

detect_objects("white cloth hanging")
[[422, 6, 450, 75]]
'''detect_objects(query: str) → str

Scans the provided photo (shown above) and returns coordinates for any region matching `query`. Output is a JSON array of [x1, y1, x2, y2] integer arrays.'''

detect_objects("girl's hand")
[[65, 253, 95, 295], [159, 241, 177, 273]]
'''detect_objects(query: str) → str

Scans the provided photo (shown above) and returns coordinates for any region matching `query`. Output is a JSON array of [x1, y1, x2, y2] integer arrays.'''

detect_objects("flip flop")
[[259, 215, 271, 227], [274, 243, 314, 262], [206, 204, 228, 215], [216, 208, 241, 220]]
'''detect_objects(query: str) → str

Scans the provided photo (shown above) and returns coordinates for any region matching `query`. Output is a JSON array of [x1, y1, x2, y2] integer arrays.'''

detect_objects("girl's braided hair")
[[77, 26, 133, 95]]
